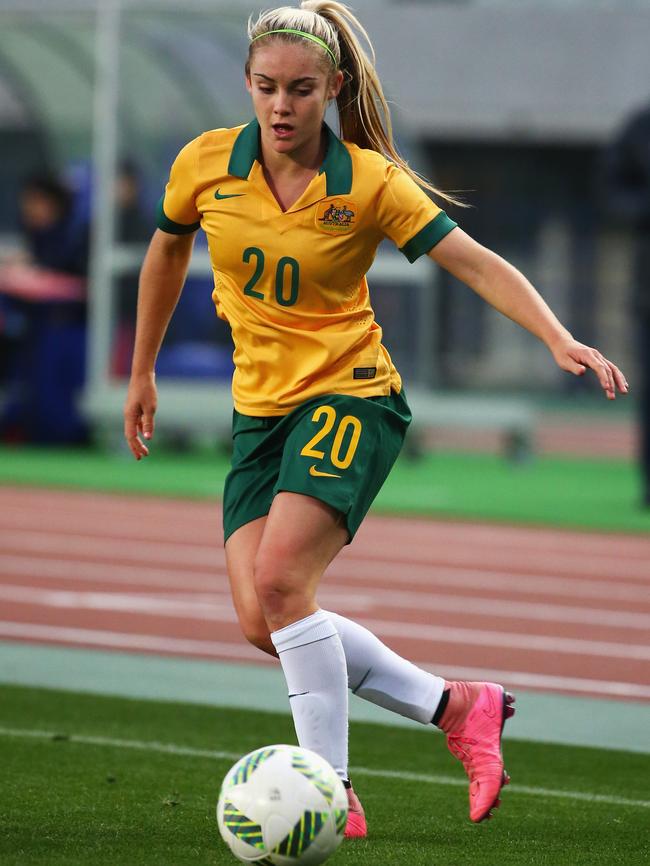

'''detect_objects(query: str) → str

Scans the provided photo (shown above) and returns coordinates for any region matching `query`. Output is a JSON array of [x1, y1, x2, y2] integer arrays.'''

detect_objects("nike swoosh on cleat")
[[483, 687, 498, 719], [214, 189, 245, 200], [309, 465, 342, 478]]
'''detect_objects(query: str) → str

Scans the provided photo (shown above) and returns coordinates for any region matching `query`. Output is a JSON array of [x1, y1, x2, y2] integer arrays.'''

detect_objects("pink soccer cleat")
[[344, 785, 367, 838], [444, 682, 516, 823]]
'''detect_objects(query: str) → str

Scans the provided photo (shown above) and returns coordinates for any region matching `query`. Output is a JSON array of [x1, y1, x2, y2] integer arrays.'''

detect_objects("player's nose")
[[272, 90, 292, 115]]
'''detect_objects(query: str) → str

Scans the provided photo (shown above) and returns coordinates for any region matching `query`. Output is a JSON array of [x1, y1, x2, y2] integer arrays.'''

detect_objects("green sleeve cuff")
[[399, 212, 457, 263], [156, 195, 200, 235]]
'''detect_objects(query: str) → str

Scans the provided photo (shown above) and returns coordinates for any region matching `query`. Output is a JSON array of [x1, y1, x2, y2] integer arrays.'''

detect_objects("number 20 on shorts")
[[300, 405, 363, 470]]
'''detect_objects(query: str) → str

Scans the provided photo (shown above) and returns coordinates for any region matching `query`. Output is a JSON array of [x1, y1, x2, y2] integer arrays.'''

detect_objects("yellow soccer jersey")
[[157, 120, 457, 416]]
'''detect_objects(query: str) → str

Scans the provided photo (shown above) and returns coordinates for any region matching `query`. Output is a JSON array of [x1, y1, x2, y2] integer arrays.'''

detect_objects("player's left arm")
[[428, 226, 629, 400]]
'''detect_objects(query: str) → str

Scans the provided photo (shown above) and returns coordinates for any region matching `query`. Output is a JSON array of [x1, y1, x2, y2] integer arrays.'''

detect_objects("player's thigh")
[[225, 516, 275, 654], [254, 491, 349, 628]]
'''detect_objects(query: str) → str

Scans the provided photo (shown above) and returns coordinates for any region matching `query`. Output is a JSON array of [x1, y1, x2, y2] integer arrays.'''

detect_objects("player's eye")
[[258, 86, 274, 94]]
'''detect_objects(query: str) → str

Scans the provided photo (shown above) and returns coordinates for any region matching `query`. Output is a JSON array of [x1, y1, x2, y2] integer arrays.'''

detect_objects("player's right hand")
[[124, 373, 158, 460]]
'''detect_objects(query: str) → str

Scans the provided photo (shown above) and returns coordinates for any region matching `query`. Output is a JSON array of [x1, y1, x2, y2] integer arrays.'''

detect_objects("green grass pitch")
[[1, 685, 648, 866]]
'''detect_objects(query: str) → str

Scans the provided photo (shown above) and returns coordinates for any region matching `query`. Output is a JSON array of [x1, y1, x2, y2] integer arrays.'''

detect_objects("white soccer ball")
[[216, 744, 348, 865]]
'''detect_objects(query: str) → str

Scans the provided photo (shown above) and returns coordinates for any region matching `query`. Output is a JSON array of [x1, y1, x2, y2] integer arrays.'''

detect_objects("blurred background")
[[1, 3, 650, 820], [1, 0, 649, 505]]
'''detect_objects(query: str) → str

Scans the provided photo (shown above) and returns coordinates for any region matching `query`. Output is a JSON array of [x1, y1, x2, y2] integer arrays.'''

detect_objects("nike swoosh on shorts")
[[309, 465, 341, 478]]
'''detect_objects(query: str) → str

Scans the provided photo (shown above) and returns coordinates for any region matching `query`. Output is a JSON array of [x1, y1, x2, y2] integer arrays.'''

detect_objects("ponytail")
[[248, 2, 465, 207]]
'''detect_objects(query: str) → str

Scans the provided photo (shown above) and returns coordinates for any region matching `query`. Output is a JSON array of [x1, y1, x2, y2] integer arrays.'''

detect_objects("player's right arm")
[[124, 228, 196, 460]]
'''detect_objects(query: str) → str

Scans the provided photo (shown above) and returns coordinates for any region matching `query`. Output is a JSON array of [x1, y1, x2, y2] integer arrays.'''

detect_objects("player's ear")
[[328, 69, 344, 101], [245, 61, 252, 94]]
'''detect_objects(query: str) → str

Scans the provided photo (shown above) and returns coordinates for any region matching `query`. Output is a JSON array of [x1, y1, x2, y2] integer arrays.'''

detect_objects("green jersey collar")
[[228, 119, 352, 196], [227, 119, 260, 179], [320, 124, 353, 196]]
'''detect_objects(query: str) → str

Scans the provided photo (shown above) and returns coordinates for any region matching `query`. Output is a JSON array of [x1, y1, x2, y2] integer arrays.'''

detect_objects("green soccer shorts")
[[222, 389, 412, 543]]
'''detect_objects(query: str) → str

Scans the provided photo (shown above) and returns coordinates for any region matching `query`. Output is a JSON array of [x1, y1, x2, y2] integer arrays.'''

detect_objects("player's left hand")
[[550, 338, 628, 400]]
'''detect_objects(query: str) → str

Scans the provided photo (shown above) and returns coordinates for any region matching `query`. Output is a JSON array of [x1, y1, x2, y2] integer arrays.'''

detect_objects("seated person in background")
[[111, 160, 152, 376], [0, 172, 90, 444]]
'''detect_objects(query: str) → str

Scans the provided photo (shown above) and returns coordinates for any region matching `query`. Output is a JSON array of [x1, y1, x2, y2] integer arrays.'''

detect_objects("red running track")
[[1, 486, 649, 703]]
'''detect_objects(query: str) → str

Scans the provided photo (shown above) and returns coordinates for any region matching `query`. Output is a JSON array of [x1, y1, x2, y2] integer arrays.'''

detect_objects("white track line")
[[0, 586, 370, 619], [0, 586, 241, 619], [0, 490, 216, 520], [3, 552, 649, 607], [0, 514, 212, 545], [3, 527, 650, 580], [6, 488, 650, 558], [2, 583, 650, 631], [0, 530, 218, 566], [2, 623, 650, 699], [4, 506, 650, 559], [356, 524, 650, 560], [0, 621, 263, 661], [0, 727, 647, 810], [335, 587, 650, 629], [2, 622, 649, 698], [358, 618, 650, 660], [360, 520, 650, 557], [330, 560, 650, 604], [346, 541, 650, 581], [416, 664, 650, 700], [0, 555, 219, 590], [0, 609, 650, 661]]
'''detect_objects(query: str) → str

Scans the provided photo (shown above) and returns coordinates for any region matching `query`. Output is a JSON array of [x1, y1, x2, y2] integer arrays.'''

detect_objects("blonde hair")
[[247, 2, 463, 207]]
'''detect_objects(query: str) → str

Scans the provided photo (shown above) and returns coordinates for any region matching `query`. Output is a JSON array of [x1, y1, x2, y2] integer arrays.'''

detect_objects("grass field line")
[[1, 725, 648, 811]]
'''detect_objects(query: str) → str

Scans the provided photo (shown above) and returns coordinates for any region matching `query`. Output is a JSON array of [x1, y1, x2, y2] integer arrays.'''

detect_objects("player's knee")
[[253, 558, 291, 608], [253, 553, 303, 619]]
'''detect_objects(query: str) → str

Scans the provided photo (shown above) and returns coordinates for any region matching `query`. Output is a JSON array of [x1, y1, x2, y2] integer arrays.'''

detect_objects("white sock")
[[325, 610, 445, 725], [270, 610, 349, 781]]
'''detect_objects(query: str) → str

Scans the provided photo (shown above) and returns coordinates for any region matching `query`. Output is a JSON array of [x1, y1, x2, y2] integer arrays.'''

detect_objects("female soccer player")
[[124, 1, 627, 836]]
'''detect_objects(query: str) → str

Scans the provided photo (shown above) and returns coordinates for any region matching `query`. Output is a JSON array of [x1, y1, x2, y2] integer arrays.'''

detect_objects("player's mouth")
[[271, 123, 295, 139]]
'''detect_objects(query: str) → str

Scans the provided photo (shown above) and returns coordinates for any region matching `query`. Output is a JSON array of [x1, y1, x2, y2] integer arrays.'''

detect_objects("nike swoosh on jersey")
[[214, 189, 245, 200], [309, 465, 342, 478]]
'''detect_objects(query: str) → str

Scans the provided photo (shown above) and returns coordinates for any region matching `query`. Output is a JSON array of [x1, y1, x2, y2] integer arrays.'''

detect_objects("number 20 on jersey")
[[242, 247, 299, 307]]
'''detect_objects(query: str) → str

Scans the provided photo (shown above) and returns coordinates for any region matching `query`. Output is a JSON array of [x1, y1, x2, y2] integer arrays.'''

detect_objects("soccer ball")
[[217, 744, 348, 865]]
